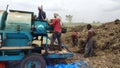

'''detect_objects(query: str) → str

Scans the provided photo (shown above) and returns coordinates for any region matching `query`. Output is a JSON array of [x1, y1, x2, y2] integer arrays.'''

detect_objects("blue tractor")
[[0, 9, 73, 68]]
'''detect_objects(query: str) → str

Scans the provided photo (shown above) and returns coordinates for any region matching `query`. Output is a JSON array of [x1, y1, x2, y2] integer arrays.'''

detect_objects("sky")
[[0, 0, 120, 23]]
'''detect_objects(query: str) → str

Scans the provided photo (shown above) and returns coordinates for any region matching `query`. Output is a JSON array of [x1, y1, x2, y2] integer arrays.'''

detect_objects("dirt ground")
[[62, 20, 120, 68], [65, 48, 120, 68]]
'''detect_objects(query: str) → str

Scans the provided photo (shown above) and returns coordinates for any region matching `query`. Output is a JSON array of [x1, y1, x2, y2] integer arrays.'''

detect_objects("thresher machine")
[[0, 9, 73, 68]]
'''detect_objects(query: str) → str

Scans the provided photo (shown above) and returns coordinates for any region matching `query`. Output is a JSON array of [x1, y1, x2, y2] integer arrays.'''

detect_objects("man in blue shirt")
[[37, 5, 46, 21]]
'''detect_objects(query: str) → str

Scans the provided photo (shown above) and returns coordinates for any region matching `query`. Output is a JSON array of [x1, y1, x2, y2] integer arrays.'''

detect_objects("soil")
[[62, 20, 120, 68]]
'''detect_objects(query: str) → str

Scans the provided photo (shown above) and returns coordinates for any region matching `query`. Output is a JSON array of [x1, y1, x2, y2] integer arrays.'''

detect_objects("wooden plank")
[[0, 46, 34, 50]]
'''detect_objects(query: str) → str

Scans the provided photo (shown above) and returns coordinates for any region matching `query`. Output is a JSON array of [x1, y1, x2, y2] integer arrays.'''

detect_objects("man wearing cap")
[[49, 13, 62, 51]]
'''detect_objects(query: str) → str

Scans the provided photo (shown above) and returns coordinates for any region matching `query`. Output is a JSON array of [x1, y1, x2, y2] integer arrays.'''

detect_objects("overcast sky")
[[0, 0, 120, 23]]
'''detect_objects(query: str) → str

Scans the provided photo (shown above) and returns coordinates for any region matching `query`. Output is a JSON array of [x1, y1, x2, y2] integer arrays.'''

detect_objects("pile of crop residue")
[[62, 20, 120, 68]]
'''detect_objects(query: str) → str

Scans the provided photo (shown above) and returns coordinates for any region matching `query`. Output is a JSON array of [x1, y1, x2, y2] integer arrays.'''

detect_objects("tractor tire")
[[20, 53, 46, 68]]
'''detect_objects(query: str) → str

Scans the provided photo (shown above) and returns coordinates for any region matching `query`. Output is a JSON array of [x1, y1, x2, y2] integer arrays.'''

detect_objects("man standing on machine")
[[37, 5, 46, 21], [49, 13, 62, 51]]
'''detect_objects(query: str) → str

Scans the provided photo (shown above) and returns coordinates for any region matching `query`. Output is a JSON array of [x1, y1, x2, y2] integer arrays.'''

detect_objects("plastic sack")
[[47, 61, 92, 68]]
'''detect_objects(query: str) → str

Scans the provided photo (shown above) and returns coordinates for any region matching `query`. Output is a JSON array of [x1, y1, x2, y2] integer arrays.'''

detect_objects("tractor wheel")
[[20, 53, 46, 68]]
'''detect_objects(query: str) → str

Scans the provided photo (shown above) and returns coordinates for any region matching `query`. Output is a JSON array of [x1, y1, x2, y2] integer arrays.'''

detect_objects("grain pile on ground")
[[62, 20, 120, 51], [94, 20, 120, 51], [62, 20, 120, 68]]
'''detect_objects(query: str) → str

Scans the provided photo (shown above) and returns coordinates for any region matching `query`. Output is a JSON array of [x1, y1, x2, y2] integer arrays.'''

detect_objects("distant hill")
[[62, 22, 102, 27], [62, 22, 86, 27]]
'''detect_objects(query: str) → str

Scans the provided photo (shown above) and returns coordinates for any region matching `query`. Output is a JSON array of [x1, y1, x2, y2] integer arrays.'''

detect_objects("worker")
[[37, 5, 46, 21], [33, 5, 46, 40], [71, 31, 78, 47], [84, 24, 95, 58], [49, 13, 62, 51]]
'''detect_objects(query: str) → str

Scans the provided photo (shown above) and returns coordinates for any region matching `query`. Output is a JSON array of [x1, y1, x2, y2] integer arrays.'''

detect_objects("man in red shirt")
[[49, 13, 62, 51], [71, 31, 78, 46]]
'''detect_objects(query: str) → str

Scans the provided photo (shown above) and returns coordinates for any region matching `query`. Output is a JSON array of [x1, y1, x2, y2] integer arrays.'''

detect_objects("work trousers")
[[50, 32, 62, 51], [84, 38, 94, 57]]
